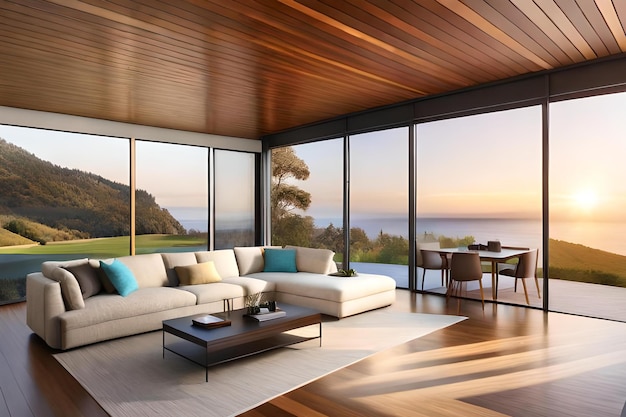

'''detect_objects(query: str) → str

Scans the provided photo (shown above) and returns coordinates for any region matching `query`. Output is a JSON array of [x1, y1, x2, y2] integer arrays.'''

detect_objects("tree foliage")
[[269, 146, 480, 267], [0, 138, 185, 242], [270, 147, 313, 244]]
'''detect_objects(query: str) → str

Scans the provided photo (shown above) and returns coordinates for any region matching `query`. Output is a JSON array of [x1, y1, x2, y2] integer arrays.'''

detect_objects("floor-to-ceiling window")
[[135, 140, 209, 253], [0, 125, 130, 304], [416, 107, 542, 304], [271, 139, 343, 262], [349, 128, 409, 288], [214, 149, 256, 249], [549, 92, 626, 321], [0, 122, 260, 305]]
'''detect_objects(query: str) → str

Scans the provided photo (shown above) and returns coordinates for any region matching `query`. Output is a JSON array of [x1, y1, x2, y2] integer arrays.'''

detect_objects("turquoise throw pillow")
[[263, 248, 297, 273], [99, 259, 138, 296]]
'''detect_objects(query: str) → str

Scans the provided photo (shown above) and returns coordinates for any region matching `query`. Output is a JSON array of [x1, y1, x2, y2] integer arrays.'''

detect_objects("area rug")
[[54, 310, 466, 417]]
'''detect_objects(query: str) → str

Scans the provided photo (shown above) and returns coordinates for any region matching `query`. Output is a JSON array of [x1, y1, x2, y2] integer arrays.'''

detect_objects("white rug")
[[54, 310, 466, 417]]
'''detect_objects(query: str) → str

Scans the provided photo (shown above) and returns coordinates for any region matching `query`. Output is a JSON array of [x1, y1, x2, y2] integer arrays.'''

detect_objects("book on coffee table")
[[192, 314, 231, 328], [246, 308, 286, 322]]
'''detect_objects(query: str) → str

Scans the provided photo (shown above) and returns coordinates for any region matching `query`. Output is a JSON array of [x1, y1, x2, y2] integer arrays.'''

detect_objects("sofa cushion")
[[246, 272, 396, 303], [62, 262, 102, 299], [233, 247, 264, 275], [264, 248, 297, 273], [42, 258, 95, 310], [41, 258, 89, 280], [175, 261, 222, 285], [116, 254, 169, 288], [195, 250, 240, 278], [285, 245, 336, 274], [61, 287, 198, 331], [100, 260, 139, 297], [177, 282, 245, 304], [50, 266, 85, 310], [161, 252, 198, 286], [221, 276, 276, 295]]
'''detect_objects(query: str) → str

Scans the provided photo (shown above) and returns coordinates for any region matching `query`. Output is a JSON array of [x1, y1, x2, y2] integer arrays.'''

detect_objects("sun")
[[573, 190, 598, 211]]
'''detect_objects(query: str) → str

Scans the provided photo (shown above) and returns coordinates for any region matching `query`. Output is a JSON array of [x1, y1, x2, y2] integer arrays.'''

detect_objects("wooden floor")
[[2, 291, 626, 417]]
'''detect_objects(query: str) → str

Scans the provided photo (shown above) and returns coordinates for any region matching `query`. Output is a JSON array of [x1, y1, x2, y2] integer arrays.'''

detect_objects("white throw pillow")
[[285, 246, 335, 274], [234, 247, 264, 275]]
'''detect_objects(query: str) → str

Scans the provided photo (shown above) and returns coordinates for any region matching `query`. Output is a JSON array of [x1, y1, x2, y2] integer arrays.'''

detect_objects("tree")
[[271, 147, 313, 244], [314, 223, 344, 253]]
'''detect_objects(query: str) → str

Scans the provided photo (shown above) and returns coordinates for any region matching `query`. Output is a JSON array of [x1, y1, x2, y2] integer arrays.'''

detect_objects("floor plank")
[[2, 290, 626, 416], [239, 290, 626, 417]]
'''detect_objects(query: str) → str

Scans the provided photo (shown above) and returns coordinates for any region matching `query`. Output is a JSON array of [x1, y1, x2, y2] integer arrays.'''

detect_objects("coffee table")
[[162, 303, 322, 381]]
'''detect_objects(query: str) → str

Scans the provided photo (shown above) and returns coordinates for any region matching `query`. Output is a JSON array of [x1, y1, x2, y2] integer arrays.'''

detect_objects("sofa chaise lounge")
[[26, 245, 396, 350]]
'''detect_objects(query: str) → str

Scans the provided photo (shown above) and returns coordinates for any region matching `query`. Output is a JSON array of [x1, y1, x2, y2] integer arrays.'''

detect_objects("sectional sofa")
[[26, 245, 397, 350]]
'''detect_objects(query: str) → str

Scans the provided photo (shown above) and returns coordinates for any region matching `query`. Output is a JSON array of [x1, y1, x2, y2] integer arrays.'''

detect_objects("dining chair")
[[447, 252, 485, 309], [419, 249, 449, 291], [498, 249, 539, 305]]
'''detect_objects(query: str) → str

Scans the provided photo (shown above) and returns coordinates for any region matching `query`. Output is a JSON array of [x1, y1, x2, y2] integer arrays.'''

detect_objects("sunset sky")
[[1, 91, 625, 225], [292, 91, 626, 223]]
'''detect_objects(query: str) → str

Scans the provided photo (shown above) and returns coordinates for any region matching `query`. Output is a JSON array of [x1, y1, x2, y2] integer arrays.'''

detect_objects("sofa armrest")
[[26, 273, 66, 349]]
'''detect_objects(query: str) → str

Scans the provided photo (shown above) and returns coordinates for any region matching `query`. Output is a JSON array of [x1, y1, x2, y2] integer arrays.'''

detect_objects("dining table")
[[434, 247, 532, 300]]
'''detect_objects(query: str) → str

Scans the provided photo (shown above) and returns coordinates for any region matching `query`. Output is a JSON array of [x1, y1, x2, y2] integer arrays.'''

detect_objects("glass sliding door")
[[549, 92, 626, 321], [135, 140, 208, 253], [349, 128, 408, 288], [270, 139, 343, 263], [0, 125, 130, 304], [416, 107, 542, 304], [214, 150, 256, 249]]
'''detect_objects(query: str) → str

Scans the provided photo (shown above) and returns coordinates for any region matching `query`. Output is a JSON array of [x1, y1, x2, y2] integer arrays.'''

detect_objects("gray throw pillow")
[[63, 262, 102, 299]]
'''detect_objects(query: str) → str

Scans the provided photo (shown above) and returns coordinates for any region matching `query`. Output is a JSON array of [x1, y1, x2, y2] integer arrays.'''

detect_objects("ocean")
[[315, 216, 626, 257], [178, 215, 626, 257]]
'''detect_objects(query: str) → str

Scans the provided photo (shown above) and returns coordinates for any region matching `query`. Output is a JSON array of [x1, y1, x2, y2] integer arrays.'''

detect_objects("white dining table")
[[434, 247, 532, 300]]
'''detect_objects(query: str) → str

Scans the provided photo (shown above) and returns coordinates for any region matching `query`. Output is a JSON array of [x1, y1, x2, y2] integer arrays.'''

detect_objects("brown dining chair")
[[447, 252, 485, 309], [498, 249, 539, 305], [419, 249, 449, 290]]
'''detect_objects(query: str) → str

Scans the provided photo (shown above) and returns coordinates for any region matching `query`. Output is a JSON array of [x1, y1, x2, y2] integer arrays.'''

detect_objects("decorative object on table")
[[192, 314, 231, 329], [468, 243, 488, 251], [329, 268, 358, 277], [244, 292, 263, 315], [259, 300, 277, 312], [246, 308, 286, 321], [487, 240, 502, 252]]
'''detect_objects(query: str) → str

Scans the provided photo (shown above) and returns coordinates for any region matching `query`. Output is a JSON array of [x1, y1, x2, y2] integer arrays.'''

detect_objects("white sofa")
[[26, 246, 396, 350]]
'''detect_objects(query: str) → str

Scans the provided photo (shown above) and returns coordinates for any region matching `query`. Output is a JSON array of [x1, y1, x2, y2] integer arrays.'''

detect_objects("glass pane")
[[349, 128, 408, 288], [135, 141, 208, 253], [549, 92, 626, 321], [0, 125, 130, 304], [214, 150, 255, 249], [417, 107, 542, 304], [271, 140, 343, 262]]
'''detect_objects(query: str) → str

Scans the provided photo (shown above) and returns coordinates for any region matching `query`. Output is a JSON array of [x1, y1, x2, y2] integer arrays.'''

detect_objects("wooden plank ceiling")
[[1, 0, 625, 140]]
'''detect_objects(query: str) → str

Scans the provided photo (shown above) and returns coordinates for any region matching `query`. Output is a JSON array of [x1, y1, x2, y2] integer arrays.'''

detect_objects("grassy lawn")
[[549, 239, 626, 286], [0, 234, 207, 257]]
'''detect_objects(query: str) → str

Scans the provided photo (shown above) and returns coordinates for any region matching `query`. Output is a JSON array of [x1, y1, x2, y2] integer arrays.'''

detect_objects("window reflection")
[[271, 139, 343, 261], [549, 92, 626, 321], [0, 125, 130, 304], [135, 140, 208, 253], [416, 107, 542, 302], [349, 128, 409, 288], [214, 150, 255, 249]]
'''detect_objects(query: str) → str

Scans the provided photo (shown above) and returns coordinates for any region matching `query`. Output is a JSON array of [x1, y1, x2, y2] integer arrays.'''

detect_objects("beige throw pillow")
[[285, 245, 336, 274], [234, 247, 264, 275], [175, 261, 222, 285]]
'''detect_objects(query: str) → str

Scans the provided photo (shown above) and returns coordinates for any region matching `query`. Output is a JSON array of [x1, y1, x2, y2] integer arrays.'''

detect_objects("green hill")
[[0, 226, 35, 246], [549, 239, 626, 286], [0, 138, 185, 243]]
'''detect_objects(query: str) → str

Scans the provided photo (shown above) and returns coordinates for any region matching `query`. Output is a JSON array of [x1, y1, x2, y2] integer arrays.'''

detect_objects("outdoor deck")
[[354, 262, 626, 322]]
